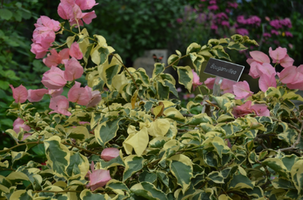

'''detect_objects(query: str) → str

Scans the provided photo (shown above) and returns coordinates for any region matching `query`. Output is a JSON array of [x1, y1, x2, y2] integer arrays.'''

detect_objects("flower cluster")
[[12, 0, 101, 116]]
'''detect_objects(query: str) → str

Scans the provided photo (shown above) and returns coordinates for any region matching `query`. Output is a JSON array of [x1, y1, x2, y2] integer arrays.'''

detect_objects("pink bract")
[[28, 89, 48, 102], [204, 77, 215, 90], [68, 82, 91, 105], [42, 67, 67, 89], [269, 47, 287, 63], [43, 48, 70, 68], [13, 118, 31, 134], [249, 51, 270, 64], [86, 89, 102, 107], [63, 57, 84, 81], [233, 81, 253, 99], [101, 148, 120, 161], [75, 0, 98, 10], [69, 42, 83, 60], [35, 16, 61, 32], [87, 161, 111, 191], [192, 70, 202, 91], [10, 84, 28, 103], [259, 73, 277, 92], [49, 95, 71, 116]]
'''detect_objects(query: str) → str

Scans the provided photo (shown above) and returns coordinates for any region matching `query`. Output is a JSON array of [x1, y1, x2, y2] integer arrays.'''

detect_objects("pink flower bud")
[[10, 84, 28, 103], [101, 148, 120, 161], [192, 70, 202, 91]]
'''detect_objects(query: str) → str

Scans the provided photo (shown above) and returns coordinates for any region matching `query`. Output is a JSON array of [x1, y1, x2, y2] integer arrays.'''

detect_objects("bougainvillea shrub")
[[1, 0, 303, 199]]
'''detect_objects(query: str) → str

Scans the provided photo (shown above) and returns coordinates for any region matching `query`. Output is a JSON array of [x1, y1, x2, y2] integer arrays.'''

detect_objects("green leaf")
[[9, 190, 32, 200], [229, 174, 254, 190], [123, 155, 145, 181], [152, 63, 165, 78], [177, 66, 193, 92], [80, 189, 107, 200], [207, 171, 224, 184], [95, 118, 121, 147], [130, 181, 168, 200], [106, 180, 130, 195], [290, 160, 303, 194], [44, 136, 70, 178], [168, 154, 193, 193], [0, 9, 13, 20], [66, 152, 89, 179]]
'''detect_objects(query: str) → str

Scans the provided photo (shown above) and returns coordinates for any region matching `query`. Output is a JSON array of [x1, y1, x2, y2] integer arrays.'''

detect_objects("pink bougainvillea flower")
[[233, 81, 253, 99], [232, 101, 253, 118], [280, 55, 294, 68], [13, 118, 31, 134], [58, 0, 97, 26], [10, 84, 28, 103], [43, 48, 70, 68], [30, 43, 49, 59], [69, 42, 83, 60], [101, 148, 120, 161], [251, 104, 270, 117], [221, 79, 236, 94], [232, 101, 270, 118], [249, 51, 270, 64], [28, 89, 48, 102], [279, 65, 297, 84], [87, 161, 111, 191], [81, 11, 97, 25], [63, 58, 84, 81], [75, 0, 98, 10], [42, 67, 67, 89], [68, 82, 91, 105], [204, 77, 215, 90], [48, 88, 64, 97], [49, 95, 71, 116], [280, 65, 303, 90], [85, 88, 102, 107], [248, 61, 263, 78], [259, 73, 277, 92], [269, 47, 287, 64], [192, 70, 202, 90], [35, 15, 61, 32], [256, 63, 276, 77]]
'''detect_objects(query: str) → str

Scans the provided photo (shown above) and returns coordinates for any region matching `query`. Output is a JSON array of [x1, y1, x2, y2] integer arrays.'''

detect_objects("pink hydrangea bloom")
[[13, 118, 31, 133], [101, 148, 120, 161], [49, 95, 71, 116], [192, 70, 202, 90], [68, 82, 92, 105], [87, 161, 111, 191], [28, 89, 48, 102], [42, 67, 67, 89], [63, 58, 84, 81], [10, 84, 28, 103]]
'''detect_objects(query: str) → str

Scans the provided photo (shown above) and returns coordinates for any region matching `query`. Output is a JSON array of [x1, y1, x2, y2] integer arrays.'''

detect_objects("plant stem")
[[0, 141, 41, 154]]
